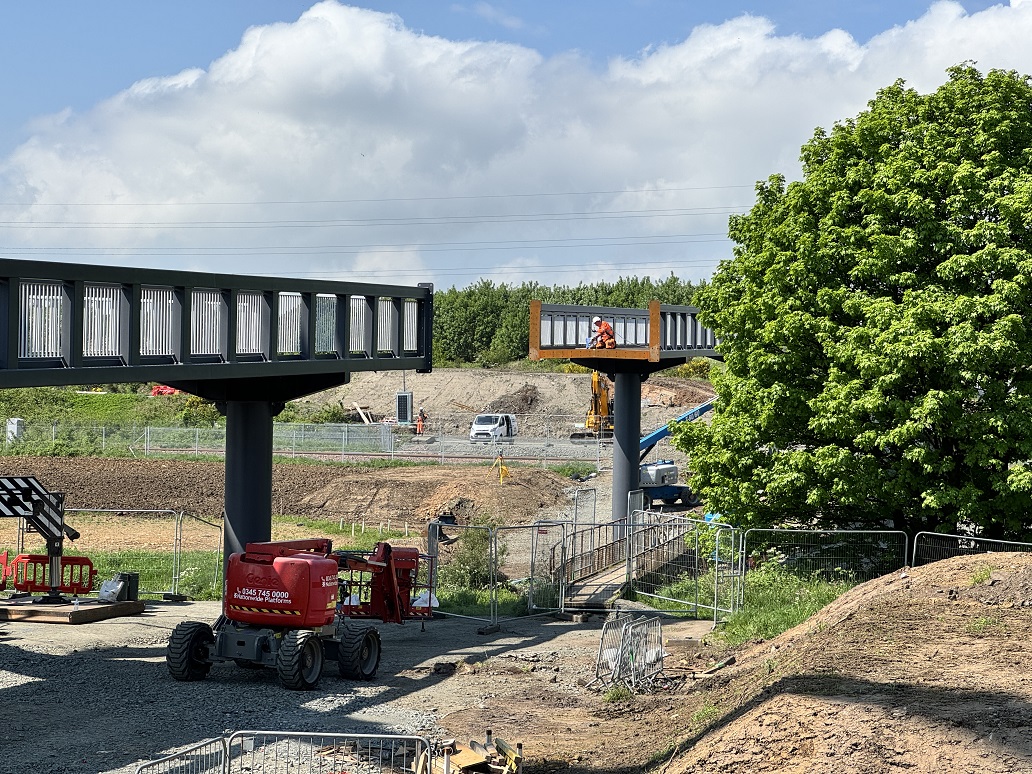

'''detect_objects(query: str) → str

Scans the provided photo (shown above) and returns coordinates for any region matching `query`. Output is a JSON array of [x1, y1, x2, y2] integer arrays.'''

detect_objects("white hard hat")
[[592, 316, 601, 325]]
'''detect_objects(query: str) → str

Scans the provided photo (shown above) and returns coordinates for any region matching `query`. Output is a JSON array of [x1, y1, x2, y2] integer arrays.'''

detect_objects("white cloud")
[[4, 0, 1032, 289]]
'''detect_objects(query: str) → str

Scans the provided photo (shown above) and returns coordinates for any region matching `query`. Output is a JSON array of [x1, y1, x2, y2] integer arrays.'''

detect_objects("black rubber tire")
[[276, 629, 324, 690], [338, 625, 382, 681], [641, 494, 653, 511], [683, 491, 702, 508], [166, 621, 214, 681]]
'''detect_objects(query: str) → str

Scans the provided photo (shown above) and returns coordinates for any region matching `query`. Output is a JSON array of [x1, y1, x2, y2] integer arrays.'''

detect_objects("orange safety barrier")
[[10, 554, 97, 595]]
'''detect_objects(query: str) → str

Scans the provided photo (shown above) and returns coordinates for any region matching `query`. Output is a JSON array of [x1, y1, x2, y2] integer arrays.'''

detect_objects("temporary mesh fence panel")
[[571, 488, 598, 527], [272, 423, 392, 456], [176, 513, 224, 600], [593, 612, 633, 685], [621, 616, 665, 691], [136, 731, 432, 774], [432, 524, 494, 622], [134, 737, 227, 774], [591, 614, 665, 691], [495, 522, 567, 619], [63, 509, 180, 598], [629, 514, 741, 623], [743, 529, 909, 583], [912, 532, 1032, 566], [228, 731, 430, 774], [2, 415, 620, 464]]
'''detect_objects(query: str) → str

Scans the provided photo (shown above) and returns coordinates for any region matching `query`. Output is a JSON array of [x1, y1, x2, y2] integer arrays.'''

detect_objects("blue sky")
[[0, 1, 1026, 289]]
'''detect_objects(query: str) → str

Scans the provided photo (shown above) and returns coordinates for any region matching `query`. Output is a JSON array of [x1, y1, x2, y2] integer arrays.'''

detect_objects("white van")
[[469, 413, 518, 442]]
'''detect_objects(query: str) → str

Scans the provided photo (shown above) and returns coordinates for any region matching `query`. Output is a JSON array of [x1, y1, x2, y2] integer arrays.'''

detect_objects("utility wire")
[[0, 183, 755, 208]]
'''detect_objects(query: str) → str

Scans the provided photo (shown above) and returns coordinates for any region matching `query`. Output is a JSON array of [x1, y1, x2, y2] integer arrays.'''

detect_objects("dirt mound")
[[654, 553, 1032, 773], [486, 383, 541, 414]]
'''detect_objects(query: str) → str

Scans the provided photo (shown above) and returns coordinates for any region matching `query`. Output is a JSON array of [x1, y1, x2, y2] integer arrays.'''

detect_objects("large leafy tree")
[[673, 65, 1032, 540]]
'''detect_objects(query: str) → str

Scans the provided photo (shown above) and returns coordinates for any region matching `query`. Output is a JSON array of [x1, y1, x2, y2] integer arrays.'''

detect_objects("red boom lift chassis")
[[166, 539, 435, 690]]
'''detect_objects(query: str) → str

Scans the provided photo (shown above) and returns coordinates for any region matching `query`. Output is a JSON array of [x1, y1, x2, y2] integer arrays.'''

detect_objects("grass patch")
[[966, 614, 1005, 636], [691, 702, 721, 726], [436, 585, 526, 618], [602, 685, 634, 703], [716, 563, 856, 647], [547, 461, 597, 479], [970, 562, 995, 586]]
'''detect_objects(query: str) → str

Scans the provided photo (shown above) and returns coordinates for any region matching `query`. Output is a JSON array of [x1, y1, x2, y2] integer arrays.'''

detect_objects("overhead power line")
[[0, 183, 755, 208]]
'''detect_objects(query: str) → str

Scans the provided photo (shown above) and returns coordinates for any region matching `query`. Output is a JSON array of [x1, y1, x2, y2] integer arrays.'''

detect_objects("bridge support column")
[[224, 401, 275, 563], [612, 372, 642, 527]]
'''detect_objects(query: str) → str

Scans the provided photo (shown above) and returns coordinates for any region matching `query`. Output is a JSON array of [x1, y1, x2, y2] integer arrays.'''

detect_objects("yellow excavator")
[[570, 370, 615, 442]]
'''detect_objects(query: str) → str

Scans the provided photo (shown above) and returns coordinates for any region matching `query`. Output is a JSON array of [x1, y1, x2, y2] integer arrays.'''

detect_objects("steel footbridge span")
[[0, 258, 433, 558], [530, 299, 719, 525]]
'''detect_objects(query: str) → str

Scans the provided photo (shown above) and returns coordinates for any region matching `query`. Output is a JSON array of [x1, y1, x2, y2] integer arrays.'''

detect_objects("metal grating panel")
[[315, 294, 335, 354], [83, 283, 122, 357], [350, 296, 369, 355], [191, 288, 222, 356], [377, 297, 395, 354], [19, 280, 63, 358], [277, 292, 302, 355], [141, 286, 176, 357], [236, 291, 263, 355], [404, 298, 418, 351]]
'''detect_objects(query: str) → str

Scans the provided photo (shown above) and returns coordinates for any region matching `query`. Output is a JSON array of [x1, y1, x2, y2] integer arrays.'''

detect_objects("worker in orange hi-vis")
[[587, 316, 616, 349], [416, 407, 427, 434], [492, 452, 510, 483]]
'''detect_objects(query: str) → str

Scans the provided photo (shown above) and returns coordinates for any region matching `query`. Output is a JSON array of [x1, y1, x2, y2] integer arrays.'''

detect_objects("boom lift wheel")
[[166, 621, 215, 681], [277, 629, 324, 690], [339, 624, 382, 681]]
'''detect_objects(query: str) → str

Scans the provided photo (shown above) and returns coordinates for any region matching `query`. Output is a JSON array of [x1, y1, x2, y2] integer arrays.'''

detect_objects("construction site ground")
[[2, 370, 1032, 772]]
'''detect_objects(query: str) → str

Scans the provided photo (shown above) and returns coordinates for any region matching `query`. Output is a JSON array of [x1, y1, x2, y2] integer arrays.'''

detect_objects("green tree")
[[673, 65, 1032, 541]]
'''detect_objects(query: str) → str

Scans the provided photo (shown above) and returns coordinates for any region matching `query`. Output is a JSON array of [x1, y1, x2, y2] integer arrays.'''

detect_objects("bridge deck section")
[[0, 259, 432, 396]]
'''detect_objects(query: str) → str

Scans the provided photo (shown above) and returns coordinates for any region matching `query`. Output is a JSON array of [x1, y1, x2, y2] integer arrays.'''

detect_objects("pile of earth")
[[5, 457, 578, 527], [440, 553, 1032, 772], [486, 383, 541, 414]]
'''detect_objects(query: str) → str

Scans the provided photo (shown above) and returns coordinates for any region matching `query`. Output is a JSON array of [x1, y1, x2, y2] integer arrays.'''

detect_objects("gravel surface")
[[0, 602, 621, 773]]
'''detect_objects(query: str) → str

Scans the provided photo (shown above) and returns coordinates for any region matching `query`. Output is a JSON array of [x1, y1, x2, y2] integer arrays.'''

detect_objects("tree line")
[[432, 274, 703, 366], [673, 65, 1032, 543]]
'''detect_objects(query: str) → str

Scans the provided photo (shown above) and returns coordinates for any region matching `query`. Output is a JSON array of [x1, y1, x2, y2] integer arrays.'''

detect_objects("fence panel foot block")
[[0, 597, 146, 623]]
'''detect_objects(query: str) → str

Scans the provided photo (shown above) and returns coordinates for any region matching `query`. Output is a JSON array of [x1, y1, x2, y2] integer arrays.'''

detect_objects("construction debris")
[[419, 731, 523, 774]]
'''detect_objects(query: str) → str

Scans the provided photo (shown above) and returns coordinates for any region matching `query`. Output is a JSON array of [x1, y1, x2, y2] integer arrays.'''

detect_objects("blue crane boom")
[[639, 397, 715, 461]]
